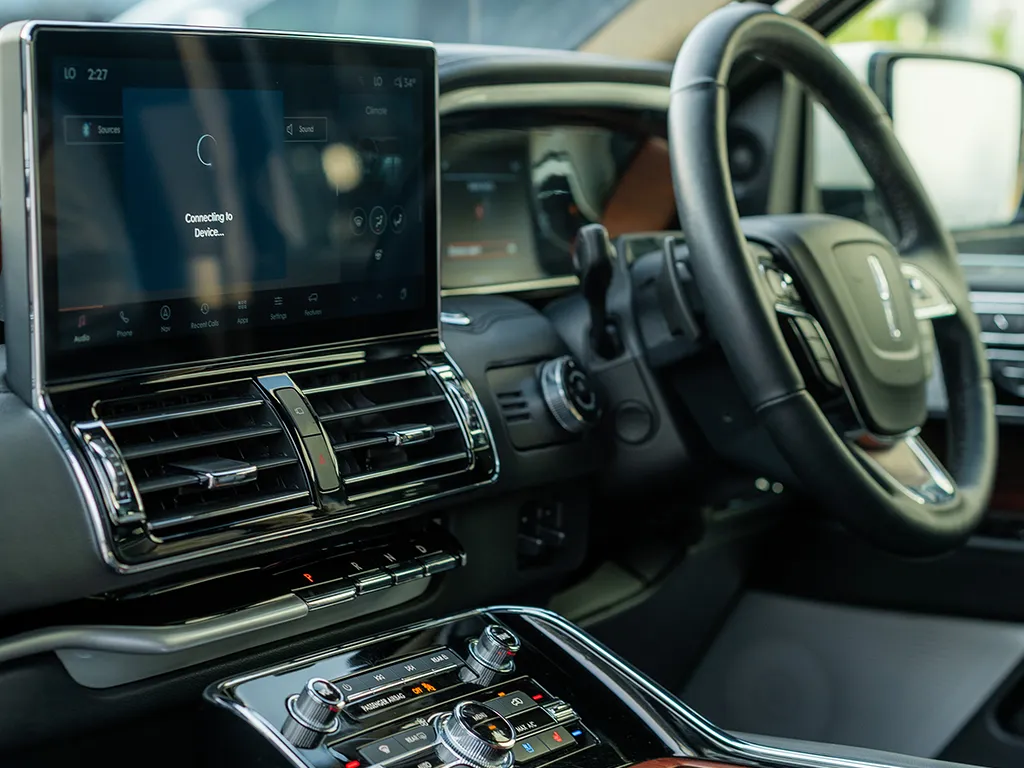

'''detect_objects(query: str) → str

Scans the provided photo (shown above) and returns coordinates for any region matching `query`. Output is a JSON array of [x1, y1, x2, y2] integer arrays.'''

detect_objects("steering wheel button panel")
[[816, 359, 842, 389]]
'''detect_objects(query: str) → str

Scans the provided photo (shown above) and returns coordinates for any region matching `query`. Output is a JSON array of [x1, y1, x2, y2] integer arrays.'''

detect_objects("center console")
[[207, 607, 972, 768], [208, 609, 686, 768]]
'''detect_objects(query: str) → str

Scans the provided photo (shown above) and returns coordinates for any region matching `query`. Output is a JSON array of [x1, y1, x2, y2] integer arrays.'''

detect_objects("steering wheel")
[[669, 3, 996, 555]]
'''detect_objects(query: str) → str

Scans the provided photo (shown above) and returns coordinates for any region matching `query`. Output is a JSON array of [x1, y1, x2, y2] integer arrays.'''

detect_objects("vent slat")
[[135, 455, 298, 494], [331, 422, 460, 454], [293, 361, 475, 500], [317, 394, 448, 423], [104, 397, 263, 429], [95, 380, 313, 547], [345, 451, 469, 485], [120, 425, 282, 460], [303, 370, 428, 395], [147, 490, 311, 533]]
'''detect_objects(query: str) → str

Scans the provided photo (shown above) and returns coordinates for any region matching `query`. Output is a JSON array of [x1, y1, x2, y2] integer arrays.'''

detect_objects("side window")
[[813, 1, 1024, 245]]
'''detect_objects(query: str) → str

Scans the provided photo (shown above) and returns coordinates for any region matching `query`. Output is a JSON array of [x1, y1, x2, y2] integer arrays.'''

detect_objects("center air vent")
[[62, 354, 495, 568], [89, 381, 311, 540], [291, 359, 474, 501]]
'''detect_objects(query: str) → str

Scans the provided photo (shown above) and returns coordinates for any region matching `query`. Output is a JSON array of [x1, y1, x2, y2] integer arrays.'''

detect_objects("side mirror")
[[872, 53, 1024, 231]]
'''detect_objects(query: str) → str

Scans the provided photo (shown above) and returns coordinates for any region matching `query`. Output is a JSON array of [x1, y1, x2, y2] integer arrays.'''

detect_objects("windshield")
[[0, 0, 635, 49]]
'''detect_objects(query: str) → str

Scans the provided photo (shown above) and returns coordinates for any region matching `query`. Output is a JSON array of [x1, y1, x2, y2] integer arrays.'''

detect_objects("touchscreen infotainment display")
[[29, 28, 437, 381]]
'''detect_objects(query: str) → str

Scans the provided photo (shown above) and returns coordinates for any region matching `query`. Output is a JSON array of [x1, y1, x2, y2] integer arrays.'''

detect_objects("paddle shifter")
[[573, 224, 620, 359]]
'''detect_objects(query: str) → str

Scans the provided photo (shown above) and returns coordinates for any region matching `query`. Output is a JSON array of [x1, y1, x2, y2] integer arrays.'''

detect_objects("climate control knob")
[[468, 624, 521, 674], [436, 701, 515, 768], [281, 677, 344, 749], [538, 356, 601, 434]]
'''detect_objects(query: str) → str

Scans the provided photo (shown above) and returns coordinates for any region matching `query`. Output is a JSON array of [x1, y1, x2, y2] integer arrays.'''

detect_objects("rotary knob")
[[436, 701, 515, 768], [538, 356, 601, 434], [468, 624, 521, 675], [281, 677, 344, 749]]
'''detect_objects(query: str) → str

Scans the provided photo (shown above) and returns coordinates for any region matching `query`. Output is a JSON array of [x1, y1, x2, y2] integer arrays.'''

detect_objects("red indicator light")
[[302, 572, 315, 584], [552, 732, 563, 744], [346, 761, 361, 768], [318, 453, 326, 465], [531, 694, 543, 701]]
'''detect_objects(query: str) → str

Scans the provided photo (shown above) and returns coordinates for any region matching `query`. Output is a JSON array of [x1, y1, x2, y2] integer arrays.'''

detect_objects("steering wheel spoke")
[[853, 434, 957, 506]]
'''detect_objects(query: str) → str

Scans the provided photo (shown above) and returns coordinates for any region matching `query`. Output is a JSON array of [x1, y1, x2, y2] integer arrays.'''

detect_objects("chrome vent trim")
[[103, 396, 264, 429], [291, 359, 477, 500], [78, 381, 312, 542], [303, 369, 429, 395], [58, 351, 496, 572]]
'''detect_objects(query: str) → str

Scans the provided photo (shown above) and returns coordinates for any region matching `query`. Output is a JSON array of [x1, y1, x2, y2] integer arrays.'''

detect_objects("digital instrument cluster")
[[440, 128, 638, 293]]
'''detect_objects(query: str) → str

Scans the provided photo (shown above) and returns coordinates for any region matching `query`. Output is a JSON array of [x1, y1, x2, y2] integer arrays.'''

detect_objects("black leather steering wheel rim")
[[668, 3, 996, 555]]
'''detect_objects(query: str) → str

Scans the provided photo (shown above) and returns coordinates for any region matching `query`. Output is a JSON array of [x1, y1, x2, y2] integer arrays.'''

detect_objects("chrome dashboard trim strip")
[[104, 396, 264, 429], [21, 24, 44, 408], [0, 594, 308, 665], [206, 606, 924, 768], [441, 275, 580, 297], [438, 82, 670, 115], [303, 369, 429, 395]]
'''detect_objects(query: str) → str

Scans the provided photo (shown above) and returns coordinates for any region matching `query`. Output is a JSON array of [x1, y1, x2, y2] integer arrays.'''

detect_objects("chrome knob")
[[282, 677, 343, 749], [539, 356, 601, 434], [468, 624, 521, 675], [436, 701, 515, 768]]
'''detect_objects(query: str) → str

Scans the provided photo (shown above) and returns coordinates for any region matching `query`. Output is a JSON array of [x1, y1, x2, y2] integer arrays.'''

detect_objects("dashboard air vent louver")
[[292, 360, 473, 501], [95, 381, 311, 539]]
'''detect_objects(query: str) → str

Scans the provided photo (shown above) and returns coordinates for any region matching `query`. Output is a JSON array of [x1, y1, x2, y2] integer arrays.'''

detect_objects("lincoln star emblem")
[[866, 254, 901, 340]]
